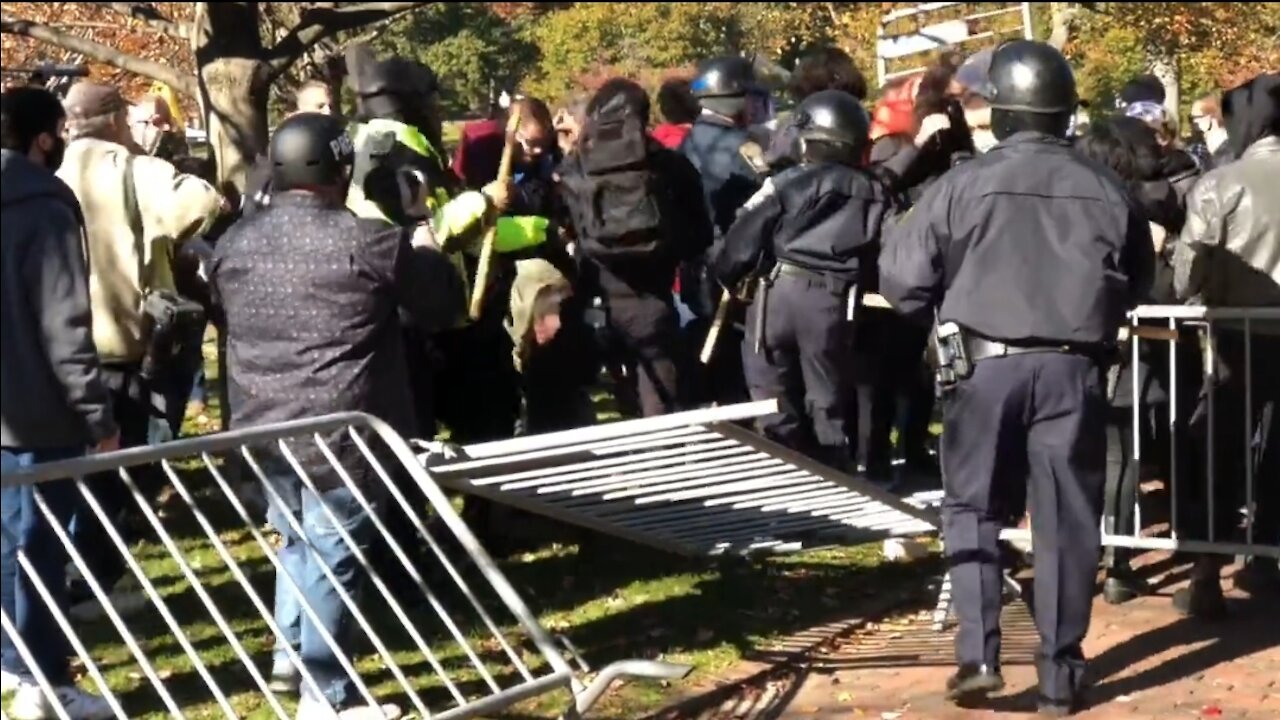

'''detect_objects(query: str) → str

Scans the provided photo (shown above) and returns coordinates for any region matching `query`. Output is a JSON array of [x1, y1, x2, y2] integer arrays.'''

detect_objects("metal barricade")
[[0, 412, 688, 719], [999, 305, 1280, 560], [423, 401, 941, 558]]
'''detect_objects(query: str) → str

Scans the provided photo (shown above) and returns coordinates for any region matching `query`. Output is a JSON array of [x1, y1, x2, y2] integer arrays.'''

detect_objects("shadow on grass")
[[102, 534, 941, 718]]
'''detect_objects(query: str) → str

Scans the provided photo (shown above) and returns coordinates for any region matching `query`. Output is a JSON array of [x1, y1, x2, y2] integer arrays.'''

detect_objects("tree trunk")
[[192, 2, 268, 198], [199, 57, 270, 197], [1149, 50, 1180, 122]]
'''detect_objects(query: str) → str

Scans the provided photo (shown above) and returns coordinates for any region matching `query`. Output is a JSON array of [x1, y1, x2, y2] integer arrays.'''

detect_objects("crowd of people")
[[1, 31, 1277, 720]]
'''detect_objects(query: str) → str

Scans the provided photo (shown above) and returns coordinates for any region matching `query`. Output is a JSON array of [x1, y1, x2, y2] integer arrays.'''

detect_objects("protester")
[[560, 78, 713, 417], [653, 77, 699, 149], [764, 46, 868, 172], [1189, 93, 1234, 169], [1, 84, 119, 720], [295, 79, 336, 115], [211, 112, 464, 719], [1171, 71, 1280, 617], [56, 80, 222, 620], [128, 93, 188, 160]]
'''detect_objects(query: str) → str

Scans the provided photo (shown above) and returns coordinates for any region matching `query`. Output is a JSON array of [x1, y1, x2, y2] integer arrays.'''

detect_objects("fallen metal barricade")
[[422, 401, 941, 558], [0, 412, 688, 719], [1000, 305, 1280, 560]]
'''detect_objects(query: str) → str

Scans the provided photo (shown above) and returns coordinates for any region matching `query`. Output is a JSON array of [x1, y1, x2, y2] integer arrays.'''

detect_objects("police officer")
[[710, 90, 898, 468], [680, 56, 771, 406], [879, 41, 1154, 716]]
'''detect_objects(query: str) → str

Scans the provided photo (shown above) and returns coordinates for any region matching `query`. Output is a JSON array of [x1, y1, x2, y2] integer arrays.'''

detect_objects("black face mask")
[[45, 135, 66, 172]]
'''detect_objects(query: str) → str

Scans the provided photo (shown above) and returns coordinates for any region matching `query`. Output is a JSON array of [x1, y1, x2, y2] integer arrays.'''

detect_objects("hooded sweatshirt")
[[1173, 72, 1280, 326], [1, 149, 118, 448]]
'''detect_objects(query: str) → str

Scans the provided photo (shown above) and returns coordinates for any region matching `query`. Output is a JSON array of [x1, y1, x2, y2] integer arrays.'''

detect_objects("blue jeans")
[[266, 469, 374, 708], [1, 447, 84, 685]]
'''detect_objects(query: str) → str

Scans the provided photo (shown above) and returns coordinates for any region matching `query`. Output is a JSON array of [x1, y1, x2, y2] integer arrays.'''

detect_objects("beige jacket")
[[1173, 136, 1280, 335], [58, 138, 222, 364], [506, 258, 571, 372]]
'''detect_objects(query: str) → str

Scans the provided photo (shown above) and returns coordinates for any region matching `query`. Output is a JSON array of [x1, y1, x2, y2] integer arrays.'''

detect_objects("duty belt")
[[968, 336, 1107, 363], [753, 263, 858, 354], [771, 262, 850, 294]]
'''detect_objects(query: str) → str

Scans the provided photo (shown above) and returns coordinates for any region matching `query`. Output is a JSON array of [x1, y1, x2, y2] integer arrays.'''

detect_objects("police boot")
[[1172, 557, 1226, 619], [945, 663, 1005, 704], [1102, 549, 1149, 605], [1038, 695, 1085, 717]]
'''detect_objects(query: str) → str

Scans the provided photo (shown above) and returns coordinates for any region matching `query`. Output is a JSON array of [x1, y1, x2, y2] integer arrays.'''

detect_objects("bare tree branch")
[[267, 2, 426, 77], [1, 12, 198, 97], [103, 2, 192, 40]]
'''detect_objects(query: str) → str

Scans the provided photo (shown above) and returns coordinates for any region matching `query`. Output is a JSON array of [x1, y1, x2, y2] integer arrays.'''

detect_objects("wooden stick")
[[469, 106, 523, 321], [699, 288, 733, 366]]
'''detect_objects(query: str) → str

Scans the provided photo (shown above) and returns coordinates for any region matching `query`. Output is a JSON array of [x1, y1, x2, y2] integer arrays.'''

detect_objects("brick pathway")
[[661, 556, 1279, 720]]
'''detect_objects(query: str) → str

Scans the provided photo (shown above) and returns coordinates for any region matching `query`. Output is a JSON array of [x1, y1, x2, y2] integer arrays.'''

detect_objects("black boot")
[[1038, 695, 1084, 717], [945, 663, 1005, 703], [1172, 562, 1226, 619], [1103, 565, 1150, 605]]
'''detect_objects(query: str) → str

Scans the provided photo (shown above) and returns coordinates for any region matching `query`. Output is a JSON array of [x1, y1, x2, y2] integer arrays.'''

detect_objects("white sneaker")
[[295, 694, 402, 720], [2, 668, 21, 694], [10, 682, 113, 720]]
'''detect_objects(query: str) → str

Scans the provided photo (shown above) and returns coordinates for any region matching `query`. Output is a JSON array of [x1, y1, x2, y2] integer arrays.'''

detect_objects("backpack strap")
[[121, 152, 157, 293]]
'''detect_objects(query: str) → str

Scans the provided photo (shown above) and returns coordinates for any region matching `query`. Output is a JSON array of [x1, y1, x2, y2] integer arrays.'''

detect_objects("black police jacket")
[[679, 115, 764, 237], [711, 161, 897, 289], [879, 131, 1155, 346]]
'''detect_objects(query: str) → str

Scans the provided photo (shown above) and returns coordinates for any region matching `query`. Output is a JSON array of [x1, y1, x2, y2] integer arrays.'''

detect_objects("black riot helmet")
[[792, 90, 870, 165], [692, 56, 758, 98], [693, 56, 762, 120], [987, 40, 1078, 140], [269, 112, 355, 192]]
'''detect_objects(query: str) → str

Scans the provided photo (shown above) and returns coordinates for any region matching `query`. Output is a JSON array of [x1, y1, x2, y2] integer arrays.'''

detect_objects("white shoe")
[[2, 668, 21, 694], [295, 694, 402, 720], [10, 682, 113, 720]]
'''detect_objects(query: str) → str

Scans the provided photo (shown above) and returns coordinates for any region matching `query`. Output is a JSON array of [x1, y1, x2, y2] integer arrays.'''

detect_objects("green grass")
[[7, 331, 942, 719]]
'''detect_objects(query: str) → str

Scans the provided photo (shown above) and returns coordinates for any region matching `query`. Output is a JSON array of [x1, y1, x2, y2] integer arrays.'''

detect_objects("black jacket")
[[559, 138, 713, 297], [1, 149, 118, 449], [211, 192, 464, 489], [712, 161, 897, 288], [880, 132, 1155, 346]]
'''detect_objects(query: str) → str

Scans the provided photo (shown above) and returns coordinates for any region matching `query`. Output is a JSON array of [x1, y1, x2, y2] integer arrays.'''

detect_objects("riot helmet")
[[269, 112, 355, 192], [693, 56, 762, 121], [792, 90, 870, 165], [987, 40, 1077, 140]]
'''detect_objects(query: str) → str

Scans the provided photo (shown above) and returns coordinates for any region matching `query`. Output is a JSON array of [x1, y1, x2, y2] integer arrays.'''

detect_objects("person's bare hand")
[[93, 432, 121, 454], [915, 113, 952, 147], [482, 179, 514, 214]]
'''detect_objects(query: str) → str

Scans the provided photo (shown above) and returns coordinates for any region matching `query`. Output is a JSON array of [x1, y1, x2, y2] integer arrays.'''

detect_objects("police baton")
[[699, 287, 734, 365], [469, 105, 523, 321]]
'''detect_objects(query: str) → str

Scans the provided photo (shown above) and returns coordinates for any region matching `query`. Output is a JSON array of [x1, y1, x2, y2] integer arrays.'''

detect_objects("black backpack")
[[560, 95, 668, 262]]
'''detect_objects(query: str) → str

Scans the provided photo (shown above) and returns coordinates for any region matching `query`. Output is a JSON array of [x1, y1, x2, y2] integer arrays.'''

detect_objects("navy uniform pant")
[[743, 272, 854, 468], [941, 351, 1106, 703]]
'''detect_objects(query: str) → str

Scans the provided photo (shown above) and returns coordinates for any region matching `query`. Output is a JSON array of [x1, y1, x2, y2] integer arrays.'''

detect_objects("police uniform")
[[712, 91, 893, 468], [680, 56, 770, 406], [878, 41, 1155, 715]]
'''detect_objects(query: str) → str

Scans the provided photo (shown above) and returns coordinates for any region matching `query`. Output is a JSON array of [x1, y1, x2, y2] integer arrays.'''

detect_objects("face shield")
[[744, 89, 776, 127]]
